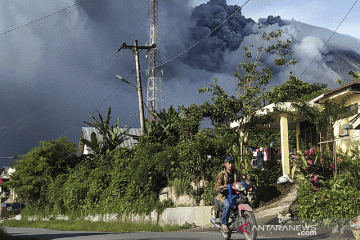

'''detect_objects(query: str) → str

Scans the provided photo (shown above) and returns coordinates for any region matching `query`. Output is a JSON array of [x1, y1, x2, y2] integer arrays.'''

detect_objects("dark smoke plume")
[[258, 15, 287, 27], [182, 0, 289, 72], [183, 0, 254, 71]]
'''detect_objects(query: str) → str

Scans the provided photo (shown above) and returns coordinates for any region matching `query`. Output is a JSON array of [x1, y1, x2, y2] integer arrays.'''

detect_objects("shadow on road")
[[7, 231, 114, 240]]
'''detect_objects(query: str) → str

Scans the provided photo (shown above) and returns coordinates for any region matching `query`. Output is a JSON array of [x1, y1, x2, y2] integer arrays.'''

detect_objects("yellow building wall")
[[334, 94, 360, 153]]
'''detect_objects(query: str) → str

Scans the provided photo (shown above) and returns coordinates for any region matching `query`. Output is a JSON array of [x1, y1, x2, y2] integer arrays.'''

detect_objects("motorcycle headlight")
[[235, 183, 246, 191]]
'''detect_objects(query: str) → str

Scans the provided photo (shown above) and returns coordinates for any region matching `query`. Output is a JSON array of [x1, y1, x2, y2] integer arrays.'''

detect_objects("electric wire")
[[153, 0, 251, 70], [0, 0, 86, 36], [298, 0, 358, 79], [59, 69, 137, 138], [160, 0, 203, 41], [0, 1, 91, 132], [0, 5, 149, 133], [2, 0, 251, 157]]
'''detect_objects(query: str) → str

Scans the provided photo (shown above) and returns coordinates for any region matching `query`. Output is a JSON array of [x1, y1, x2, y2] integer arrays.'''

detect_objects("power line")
[[0, 3, 150, 134], [160, 0, 203, 40], [59, 69, 137, 138], [154, 0, 251, 70], [1, 0, 249, 155], [0, 0, 86, 36], [299, 0, 358, 79]]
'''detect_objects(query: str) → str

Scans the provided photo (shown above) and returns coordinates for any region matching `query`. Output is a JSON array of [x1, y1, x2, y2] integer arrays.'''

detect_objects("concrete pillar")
[[280, 114, 290, 175], [296, 122, 300, 153]]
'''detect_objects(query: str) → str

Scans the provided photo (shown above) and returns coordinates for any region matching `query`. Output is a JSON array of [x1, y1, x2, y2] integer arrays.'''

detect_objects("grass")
[[1, 219, 192, 233]]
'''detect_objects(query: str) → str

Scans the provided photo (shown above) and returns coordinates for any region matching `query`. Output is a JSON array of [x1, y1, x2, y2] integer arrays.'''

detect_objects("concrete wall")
[[17, 206, 215, 227], [334, 94, 360, 152], [159, 180, 207, 207], [159, 206, 213, 226]]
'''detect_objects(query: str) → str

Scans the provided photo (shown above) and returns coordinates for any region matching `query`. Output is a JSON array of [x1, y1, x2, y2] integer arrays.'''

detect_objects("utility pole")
[[117, 40, 156, 135]]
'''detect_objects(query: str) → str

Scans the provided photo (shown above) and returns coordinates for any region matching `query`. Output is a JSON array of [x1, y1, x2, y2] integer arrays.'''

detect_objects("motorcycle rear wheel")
[[243, 211, 257, 240]]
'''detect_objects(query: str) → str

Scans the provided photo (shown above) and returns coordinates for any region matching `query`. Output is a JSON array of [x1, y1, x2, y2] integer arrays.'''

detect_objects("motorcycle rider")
[[215, 156, 244, 233]]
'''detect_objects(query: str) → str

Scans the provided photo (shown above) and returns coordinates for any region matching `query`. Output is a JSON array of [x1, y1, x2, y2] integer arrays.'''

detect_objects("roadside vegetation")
[[3, 24, 360, 233], [293, 147, 360, 227]]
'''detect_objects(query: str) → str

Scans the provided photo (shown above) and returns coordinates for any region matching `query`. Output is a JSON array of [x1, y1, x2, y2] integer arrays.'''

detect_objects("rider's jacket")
[[215, 168, 243, 202]]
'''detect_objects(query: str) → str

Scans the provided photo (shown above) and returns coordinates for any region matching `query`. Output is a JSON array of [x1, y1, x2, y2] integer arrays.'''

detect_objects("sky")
[[0, 0, 359, 166], [207, 0, 360, 39]]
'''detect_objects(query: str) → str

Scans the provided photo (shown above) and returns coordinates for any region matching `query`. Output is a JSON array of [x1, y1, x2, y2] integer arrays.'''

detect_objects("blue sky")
[[193, 0, 360, 39]]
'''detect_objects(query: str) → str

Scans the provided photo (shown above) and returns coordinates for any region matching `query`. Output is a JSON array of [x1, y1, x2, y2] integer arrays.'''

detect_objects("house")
[[0, 167, 18, 204], [309, 80, 360, 152], [77, 127, 142, 156], [231, 80, 360, 175]]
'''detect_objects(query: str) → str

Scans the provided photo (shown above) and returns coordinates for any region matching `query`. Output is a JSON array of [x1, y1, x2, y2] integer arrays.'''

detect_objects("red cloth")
[[0, 178, 3, 184]]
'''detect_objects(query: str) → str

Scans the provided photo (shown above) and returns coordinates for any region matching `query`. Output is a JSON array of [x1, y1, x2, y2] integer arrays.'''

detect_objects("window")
[[299, 121, 318, 148]]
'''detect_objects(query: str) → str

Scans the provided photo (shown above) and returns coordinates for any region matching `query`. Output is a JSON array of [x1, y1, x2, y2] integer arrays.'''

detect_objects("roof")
[[0, 167, 15, 180], [230, 102, 310, 130], [310, 80, 360, 103], [78, 127, 141, 155]]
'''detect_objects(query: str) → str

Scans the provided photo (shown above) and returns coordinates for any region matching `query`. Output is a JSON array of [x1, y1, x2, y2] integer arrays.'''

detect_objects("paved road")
[[4, 226, 352, 240]]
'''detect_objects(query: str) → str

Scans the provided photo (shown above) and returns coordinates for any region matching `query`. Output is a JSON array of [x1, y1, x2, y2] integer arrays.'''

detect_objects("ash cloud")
[[258, 15, 287, 27], [182, 0, 255, 72], [1, 0, 360, 165]]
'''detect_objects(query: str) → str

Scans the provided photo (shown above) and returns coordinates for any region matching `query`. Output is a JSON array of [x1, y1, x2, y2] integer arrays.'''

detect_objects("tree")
[[264, 75, 328, 104], [176, 29, 299, 182], [337, 70, 360, 86], [82, 107, 130, 157], [141, 105, 182, 146], [192, 30, 297, 132], [251, 76, 329, 150], [8, 137, 80, 206]]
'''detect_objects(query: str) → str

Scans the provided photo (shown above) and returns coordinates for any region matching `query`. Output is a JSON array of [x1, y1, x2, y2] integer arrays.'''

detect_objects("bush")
[[297, 149, 360, 226], [202, 181, 217, 206]]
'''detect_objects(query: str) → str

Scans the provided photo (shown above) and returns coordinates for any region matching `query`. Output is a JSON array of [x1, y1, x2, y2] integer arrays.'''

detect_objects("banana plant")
[[82, 107, 130, 157]]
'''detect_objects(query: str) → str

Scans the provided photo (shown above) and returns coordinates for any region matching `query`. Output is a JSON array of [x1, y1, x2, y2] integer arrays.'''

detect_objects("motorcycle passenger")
[[215, 156, 243, 234]]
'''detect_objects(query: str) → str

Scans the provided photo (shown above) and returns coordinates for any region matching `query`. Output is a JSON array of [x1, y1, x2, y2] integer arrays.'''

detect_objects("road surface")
[[4, 226, 350, 240]]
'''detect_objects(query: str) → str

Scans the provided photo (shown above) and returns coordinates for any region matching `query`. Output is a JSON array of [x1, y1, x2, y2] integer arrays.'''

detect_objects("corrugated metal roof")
[[78, 127, 141, 155]]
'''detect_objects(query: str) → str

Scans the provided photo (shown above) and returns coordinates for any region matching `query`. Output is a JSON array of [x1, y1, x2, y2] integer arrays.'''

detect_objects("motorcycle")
[[210, 182, 257, 240]]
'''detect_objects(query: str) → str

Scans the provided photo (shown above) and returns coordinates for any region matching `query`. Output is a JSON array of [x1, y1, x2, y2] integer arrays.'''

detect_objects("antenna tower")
[[147, 0, 162, 113]]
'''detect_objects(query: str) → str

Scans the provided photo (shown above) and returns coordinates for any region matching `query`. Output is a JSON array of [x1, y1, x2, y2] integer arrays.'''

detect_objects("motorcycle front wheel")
[[243, 211, 257, 240]]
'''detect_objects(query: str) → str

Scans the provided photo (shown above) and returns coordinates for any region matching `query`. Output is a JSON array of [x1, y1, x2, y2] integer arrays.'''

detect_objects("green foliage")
[[337, 70, 360, 86], [11, 28, 337, 220], [202, 181, 217, 206], [264, 75, 328, 104], [234, 31, 296, 121], [8, 137, 80, 207], [82, 107, 130, 157], [141, 105, 182, 146], [297, 149, 360, 225], [294, 98, 348, 141], [229, 134, 252, 174], [197, 79, 242, 127]]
